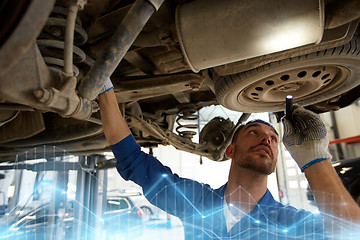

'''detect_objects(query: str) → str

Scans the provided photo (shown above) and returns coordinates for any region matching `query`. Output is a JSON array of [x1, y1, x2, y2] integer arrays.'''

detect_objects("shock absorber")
[[33, 1, 94, 121], [37, 3, 88, 77], [176, 107, 199, 139]]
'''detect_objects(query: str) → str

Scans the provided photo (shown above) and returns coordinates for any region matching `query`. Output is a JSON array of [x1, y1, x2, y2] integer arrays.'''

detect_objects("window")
[[106, 198, 130, 212]]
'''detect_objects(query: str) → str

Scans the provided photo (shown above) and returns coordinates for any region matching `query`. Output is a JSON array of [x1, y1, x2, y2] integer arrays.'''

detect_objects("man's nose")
[[261, 135, 271, 144]]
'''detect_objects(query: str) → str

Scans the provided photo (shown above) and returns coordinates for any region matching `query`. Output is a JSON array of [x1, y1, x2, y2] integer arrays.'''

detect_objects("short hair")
[[231, 119, 278, 143]]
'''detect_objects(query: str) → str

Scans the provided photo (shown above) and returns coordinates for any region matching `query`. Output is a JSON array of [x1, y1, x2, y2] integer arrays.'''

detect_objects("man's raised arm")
[[282, 106, 360, 222], [97, 79, 131, 145], [304, 159, 359, 221]]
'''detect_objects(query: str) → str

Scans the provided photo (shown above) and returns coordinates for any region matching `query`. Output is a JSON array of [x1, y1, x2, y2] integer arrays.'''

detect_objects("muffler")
[[175, 0, 324, 72]]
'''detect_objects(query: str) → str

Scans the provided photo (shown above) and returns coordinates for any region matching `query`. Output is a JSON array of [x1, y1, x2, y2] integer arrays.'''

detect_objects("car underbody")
[[0, 0, 359, 162]]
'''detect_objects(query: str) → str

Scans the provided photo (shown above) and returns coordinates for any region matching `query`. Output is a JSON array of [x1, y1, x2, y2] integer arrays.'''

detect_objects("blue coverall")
[[111, 134, 325, 240]]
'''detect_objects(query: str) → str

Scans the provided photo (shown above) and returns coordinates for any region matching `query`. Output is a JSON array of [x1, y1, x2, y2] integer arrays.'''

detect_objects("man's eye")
[[249, 130, 256, 135], [271, 136, 278, 142]]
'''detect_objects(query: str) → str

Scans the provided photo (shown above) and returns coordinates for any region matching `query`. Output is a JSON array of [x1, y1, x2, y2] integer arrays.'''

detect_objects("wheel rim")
[[238, 65, 350, 108]]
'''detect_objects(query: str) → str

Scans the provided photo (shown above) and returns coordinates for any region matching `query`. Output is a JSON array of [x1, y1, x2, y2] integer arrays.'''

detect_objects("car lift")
[[0, 154, 115, 240]]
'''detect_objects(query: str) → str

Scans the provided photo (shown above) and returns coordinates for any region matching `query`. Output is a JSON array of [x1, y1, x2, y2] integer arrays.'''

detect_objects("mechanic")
[[97, 78, 360, 239]]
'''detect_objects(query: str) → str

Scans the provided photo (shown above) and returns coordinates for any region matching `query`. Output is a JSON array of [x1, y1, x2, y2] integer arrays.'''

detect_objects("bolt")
[[34, 89, 43, 99], [190, 83, 200, 91], [34, 89, 51, 103], [49, 26, 62, 37]]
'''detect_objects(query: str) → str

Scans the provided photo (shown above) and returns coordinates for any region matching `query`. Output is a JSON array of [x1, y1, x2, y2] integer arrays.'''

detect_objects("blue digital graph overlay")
[[0, 146, 359, 240]]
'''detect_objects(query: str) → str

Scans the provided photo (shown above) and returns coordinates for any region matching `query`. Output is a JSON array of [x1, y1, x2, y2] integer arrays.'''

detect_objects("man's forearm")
[[304, 159, 360, 222], [98, 89, 131, 145]]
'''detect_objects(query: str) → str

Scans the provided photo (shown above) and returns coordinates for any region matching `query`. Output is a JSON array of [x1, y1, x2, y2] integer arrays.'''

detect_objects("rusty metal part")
[[34, 76, 92, 120], [133, 24, 175, 47], [0, 104, 35, 111], [146, 0, 163, 10], [0, 110, 19, 128], [126, 114, 227, 160], [113, 73, 205, 102], [0, 111, 45, 144], [140, 46, 190, 74], [0, 44, 58, 109], [89, 43, 189, 75], [34, 79, 79, 113], [67, 0, 87, 11], [325, 0, 360, 29], [37, 40, 86, 63], [38, 2, 88, 77], [125, 116, 213, 159], [0, 0, 56, 76], [44, 17, 88, 45], [0, 36, 97, 137], [307, 101, 341, 112], [306, 84, 360, 113], [0, 0, 29, 47], [78, 0, 165, 101], [199, 117, 235, 153], [2, 113, 103, 147], [43, 57, 80, 77], [86, 5, 130, 44], [37, 39, 85, 76], [86, 117, 102, 125], [210, 113, 251, 161], [0, 134, 109, 163], [175, 106, 199, 139], [124, 51, 157, 75], [64, 3, 80, 76], [28, 2, 94, 121]]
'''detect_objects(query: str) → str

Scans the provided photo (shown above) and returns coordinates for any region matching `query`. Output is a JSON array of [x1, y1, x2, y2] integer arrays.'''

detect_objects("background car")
[[0, 0, 359, 163], [103, 195, 145, 239], [107, 188, 169, 223], [0, 196, 145, 240], [333, 156, 360, 205], [0, 202, 78, 240], [307, 156, 360, 207]]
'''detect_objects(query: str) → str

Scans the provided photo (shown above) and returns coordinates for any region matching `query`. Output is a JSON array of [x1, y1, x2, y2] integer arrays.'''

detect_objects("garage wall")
[[321, 101, 360, 159], [322, 102, 360, 140]]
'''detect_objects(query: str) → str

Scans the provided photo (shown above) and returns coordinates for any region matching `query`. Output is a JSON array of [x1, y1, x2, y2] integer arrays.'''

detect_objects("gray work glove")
[[98, 77, 114, 96], [281, 106, 332, 172]]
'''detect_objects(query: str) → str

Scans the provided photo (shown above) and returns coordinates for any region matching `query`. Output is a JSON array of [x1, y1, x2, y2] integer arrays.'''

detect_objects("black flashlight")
[[285, 95, 293, 122]]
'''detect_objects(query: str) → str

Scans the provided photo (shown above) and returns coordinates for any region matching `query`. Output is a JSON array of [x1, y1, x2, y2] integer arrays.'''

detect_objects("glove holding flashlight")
[[281, 105, 332, 172]]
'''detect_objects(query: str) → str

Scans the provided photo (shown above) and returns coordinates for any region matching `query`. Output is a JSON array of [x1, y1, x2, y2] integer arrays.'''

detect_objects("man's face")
[[226, 123, 279, 175]]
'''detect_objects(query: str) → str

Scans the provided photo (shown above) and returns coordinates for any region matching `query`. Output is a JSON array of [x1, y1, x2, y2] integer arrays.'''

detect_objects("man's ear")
[[225, 144, 234, 159]]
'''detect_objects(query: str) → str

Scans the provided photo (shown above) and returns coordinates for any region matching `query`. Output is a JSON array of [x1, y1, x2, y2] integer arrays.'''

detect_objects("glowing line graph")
[[1, 146, 360, 239], [139, 173, 360, 239]]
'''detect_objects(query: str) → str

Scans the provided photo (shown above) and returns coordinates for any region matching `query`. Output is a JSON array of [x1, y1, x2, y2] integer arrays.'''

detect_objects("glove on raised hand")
[[98, 77, 114, 96], [282, 105, 332, 172]]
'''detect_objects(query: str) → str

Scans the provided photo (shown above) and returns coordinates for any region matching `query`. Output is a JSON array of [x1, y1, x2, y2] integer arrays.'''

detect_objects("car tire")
[[141, 206, 153, 221], [215, 36, 360, 113]]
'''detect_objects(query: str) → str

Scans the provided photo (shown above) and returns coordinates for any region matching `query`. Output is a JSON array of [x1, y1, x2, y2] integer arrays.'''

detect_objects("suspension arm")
[[78, 0, 165, 101], [125, 114, 227, 161]]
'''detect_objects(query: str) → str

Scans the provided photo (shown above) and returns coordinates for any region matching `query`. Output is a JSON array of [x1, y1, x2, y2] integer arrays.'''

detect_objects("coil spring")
[[37, 5, 88, 76], [176, 107, 199, 139]]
